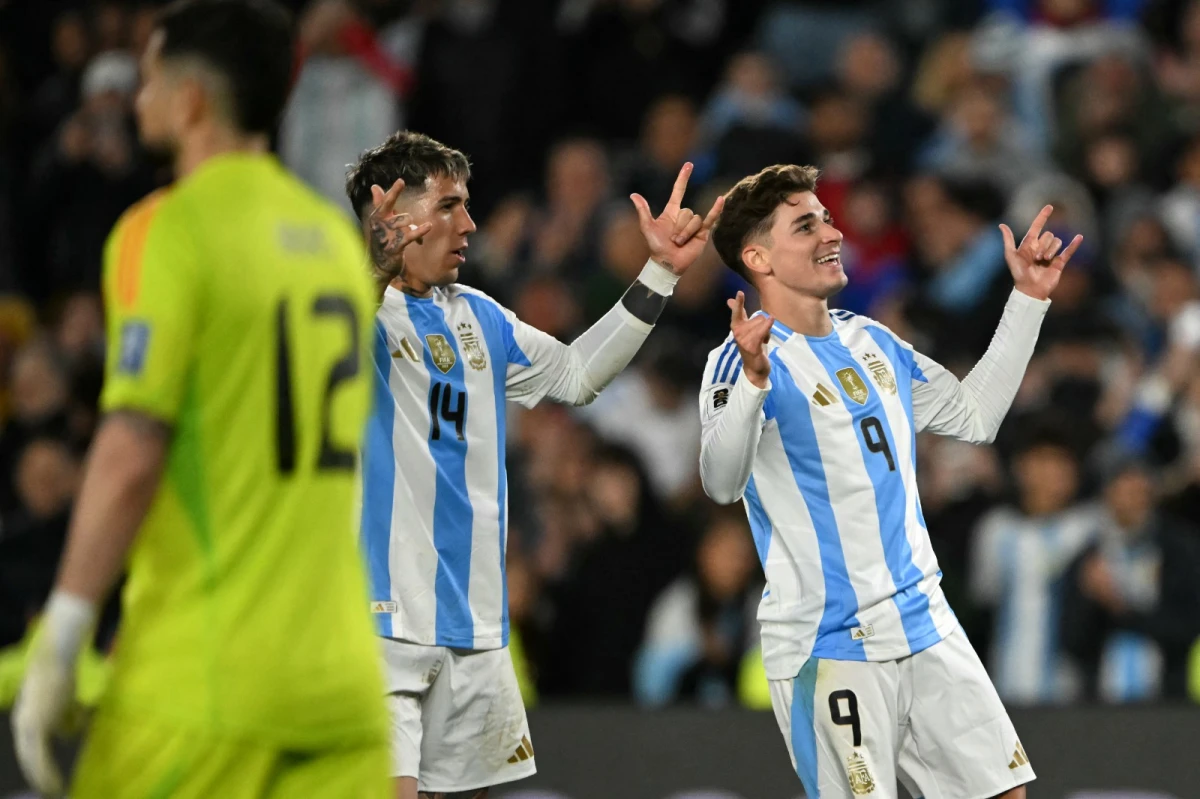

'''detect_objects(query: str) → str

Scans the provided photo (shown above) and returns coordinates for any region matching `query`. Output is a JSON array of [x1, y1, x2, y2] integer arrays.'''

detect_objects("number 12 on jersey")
[[275, 296, 360, 475]]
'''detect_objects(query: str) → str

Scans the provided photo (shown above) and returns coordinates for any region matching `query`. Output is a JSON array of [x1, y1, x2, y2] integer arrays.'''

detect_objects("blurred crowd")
[[2, 0, 1200, 711]]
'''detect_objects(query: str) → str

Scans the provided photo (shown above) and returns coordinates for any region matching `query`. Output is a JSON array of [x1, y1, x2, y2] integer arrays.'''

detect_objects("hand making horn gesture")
[[998, 204, 1084, 302], [630, 162, 725, 276]]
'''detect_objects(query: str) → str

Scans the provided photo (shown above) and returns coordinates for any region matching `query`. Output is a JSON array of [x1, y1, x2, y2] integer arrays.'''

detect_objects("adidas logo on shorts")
[[1008, 740, 1029, 769], [508, 735, 534, 764]]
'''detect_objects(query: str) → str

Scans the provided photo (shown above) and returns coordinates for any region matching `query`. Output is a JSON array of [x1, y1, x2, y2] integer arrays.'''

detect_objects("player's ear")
[[742, 243, 771, 278], [173, 74, 208, 131]]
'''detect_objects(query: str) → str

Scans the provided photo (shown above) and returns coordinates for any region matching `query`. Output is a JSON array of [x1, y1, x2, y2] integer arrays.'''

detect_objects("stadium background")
[[1, 0, 1200, 795]]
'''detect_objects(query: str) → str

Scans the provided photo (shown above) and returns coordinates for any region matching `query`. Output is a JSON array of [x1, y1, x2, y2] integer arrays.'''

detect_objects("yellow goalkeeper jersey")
[[98, 151, 385, 748]]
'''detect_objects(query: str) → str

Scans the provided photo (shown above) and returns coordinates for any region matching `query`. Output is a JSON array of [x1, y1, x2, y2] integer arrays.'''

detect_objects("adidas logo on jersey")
[[507, 735, 535, 764], [1008, 739, 1029, 769], [391, 337, 421, 362], [812, 383, 839, 406]]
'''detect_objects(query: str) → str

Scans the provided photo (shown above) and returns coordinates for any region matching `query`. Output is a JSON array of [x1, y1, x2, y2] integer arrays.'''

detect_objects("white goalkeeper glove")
[[12, 591, 97, 798]]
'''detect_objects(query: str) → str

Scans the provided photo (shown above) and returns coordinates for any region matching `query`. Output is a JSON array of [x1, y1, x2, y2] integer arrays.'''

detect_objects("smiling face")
[[743, 191, 847, 300]]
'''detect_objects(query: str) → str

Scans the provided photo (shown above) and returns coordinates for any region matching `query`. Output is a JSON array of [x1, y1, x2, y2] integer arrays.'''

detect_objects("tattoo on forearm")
[[620, 280, 670, 325]]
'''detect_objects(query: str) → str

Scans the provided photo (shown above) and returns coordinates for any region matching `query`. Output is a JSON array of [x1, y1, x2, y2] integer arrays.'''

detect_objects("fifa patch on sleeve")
[[117, 320, 151, 375]]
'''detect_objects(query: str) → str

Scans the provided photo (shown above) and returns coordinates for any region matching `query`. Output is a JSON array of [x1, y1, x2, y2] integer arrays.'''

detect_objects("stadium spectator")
[[538, 444, 689, 698], [970, 424, 1100, 703], [697, 52, 804, 152], [529, 137, 611, 277], [634, 508, 761, 707], [919, 80, 1044, 194], [1062, 457, 1200, 700], [0, 437, 79, 646], [624, 93, 704, 214], [280, 0, 409, 212]]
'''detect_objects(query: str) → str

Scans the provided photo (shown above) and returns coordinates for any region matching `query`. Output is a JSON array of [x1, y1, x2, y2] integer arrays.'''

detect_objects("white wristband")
[[42, 590, 98, 665], [638, 259, 680, 297]]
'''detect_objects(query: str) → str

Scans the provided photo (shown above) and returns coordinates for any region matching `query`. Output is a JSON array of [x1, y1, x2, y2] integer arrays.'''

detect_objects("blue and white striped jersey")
[[699, 290, 1049, 680], [362, 277, 662, 650], [970, 505, 1100, 703], [362, 285, 573, 649]]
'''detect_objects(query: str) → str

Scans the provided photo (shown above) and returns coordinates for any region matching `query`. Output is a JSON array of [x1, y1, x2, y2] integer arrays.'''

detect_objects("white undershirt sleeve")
[[698, 359, 770, 505], [505, 260, 678, 408], [912, 288, 1050, 444]]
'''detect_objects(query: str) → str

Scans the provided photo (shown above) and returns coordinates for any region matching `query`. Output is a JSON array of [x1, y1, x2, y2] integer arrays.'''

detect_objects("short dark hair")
[[157, 0, 293, 136], [711, 164, 820, 281], [345, 131, 472, 221]]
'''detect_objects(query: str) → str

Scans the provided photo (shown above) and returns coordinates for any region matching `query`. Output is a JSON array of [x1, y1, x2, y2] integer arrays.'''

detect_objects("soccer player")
[[699, 164, 1083, 799], [11, 1, 389, 796], [345, 131, 722, 799]]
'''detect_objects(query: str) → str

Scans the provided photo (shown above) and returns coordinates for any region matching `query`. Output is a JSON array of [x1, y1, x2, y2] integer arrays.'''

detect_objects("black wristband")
[[620, 280, 670, 325]]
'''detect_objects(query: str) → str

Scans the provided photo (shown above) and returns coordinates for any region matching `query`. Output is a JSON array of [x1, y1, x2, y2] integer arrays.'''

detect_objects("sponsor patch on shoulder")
[[117, 320, 151, 376]]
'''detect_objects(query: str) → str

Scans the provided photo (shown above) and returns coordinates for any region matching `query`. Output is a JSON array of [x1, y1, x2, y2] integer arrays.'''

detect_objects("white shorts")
[[382, 638, 536, 793], [769, 628, 1034, 799]]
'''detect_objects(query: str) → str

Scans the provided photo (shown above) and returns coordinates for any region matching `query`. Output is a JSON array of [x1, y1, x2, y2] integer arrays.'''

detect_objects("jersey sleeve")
[[698, 337, 770, 504], [100, 192, 201, 423], [500, 309, 565, 409], [910, 290, 1049, 442], [472, 291, 654, 410]]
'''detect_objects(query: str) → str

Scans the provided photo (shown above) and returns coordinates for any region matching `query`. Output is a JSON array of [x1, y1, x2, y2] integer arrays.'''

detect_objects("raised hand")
[[630, 162, 724, 276], [727, 291, 773, 389], [367, 178, 433, 288], [998, 205, 1083, 302]]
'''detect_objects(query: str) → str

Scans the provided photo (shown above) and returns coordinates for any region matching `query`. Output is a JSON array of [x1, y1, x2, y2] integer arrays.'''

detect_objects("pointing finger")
[[666, 162, 693, 212], [700, 193, 725, 231], [403, 221, 434, 245], [1022, 204, 1054, 249], [376, 178, 405, 216], [728, 291, 747, 325], [1053, 234, 1084, 270]]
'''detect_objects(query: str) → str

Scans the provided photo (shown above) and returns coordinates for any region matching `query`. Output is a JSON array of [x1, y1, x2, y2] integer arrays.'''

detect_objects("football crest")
[[862, 353, 897, 395], [457, 322, 488, 371], [846, 750, 876, 795], [836, 367, 870, 405], [425, 334, 457, 374]]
